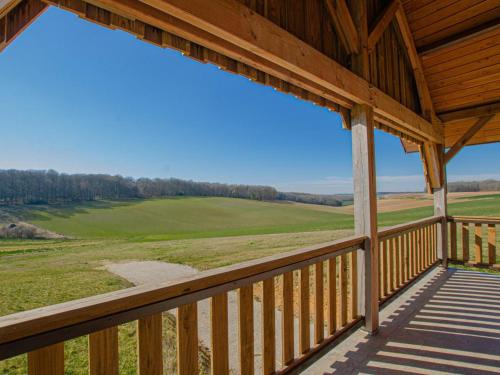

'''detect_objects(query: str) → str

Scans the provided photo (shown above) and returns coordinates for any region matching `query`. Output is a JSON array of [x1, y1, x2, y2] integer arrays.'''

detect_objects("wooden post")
[[351, 103, 378, 334], [433, 147, 447, 267]]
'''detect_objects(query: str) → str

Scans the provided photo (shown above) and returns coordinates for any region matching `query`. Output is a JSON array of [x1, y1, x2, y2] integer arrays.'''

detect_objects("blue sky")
[[0, 8, 498, 193]]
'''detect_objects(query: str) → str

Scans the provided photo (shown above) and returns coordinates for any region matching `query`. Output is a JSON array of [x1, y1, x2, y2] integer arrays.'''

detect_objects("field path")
[[104, 261, 309, 372]]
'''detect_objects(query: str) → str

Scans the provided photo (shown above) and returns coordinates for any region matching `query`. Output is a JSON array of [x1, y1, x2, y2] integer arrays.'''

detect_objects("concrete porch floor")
[[302, 267, 500, 375]]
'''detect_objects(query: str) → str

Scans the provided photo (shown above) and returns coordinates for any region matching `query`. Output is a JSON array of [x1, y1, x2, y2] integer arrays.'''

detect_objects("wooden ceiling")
[[402, 0, 500, 150]]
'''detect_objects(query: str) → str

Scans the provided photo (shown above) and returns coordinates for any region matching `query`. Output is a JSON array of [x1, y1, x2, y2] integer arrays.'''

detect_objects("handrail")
[[448, 215, 500, 225], [378, 216, 443, 241], [0, 234, 366, 359]]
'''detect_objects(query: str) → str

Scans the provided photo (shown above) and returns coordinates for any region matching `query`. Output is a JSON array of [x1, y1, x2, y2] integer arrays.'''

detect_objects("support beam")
[[444, 115, 494, 164], [351, 104, 378, 334], [136, 0, 441, 143], [433, 153, 448, 267], [394, 3, 435, 120], [325, 0, 359, 55], [439, 102, 500, 123], [367, 0, 398, 51], [421, 143, 442, 190]]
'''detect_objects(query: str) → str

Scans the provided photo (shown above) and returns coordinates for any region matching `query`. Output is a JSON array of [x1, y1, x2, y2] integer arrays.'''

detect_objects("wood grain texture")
[[327, 257, 337, 334], [314, 262, 324, 344], [262, 278, 275, 374], [281, 271, 294, 366], [28, 343, 64, 375], [475, 223, 483, 264], [137, 314, 163, 375], [238, 285, 254, 375], [339, 255, 348, 328], [462, 223, 470, 262], [488, 224, 496, 265], [450, 222, 457, 260], [299, 266, 310, 354], [89, 326, 119, 375], [177, 303, 198, 375], [211, 293, 229, 375]]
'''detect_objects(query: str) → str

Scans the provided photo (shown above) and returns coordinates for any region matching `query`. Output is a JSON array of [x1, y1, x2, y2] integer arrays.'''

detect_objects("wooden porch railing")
[[448, 216, 499, 268], [0, 217, 445, 374], [378, 216, 440, 302]]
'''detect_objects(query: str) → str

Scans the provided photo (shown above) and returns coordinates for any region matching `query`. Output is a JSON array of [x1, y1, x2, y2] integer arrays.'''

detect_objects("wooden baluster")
[[475, 223, 483, 265], [378, 240, 382, 299], [177, 303, 198, 375], [281, 272, 293, 367], [419, 227, 425, 271], [388, 239, 394, 292], [488, 224, 497, 266], [450, 222, 457, 261], [412, 230, 417, 277], [262, 278, 275, 374], [315, 262, 324, 344], [380, 240, 387, 298], [462, 223, 470, 263], [89, 327, 119, 375], [349, 251, 357, 320], [327, 257, 337, 334], [424, 226, 429, 267], [414, 230, 419, 274], [405, 232, 410, 282], [211, 293, 229, 375], [28, 343, 64, 375], [239, 285, 254, 375], [299, 266, 310, 354], [394, 237, 401, 288], [137, 315, 162, 375], [339, 255, 348, 327]]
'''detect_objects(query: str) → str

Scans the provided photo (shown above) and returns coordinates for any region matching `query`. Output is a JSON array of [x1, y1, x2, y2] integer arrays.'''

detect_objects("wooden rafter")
[[444, 115, 494, 164], [133, 0, 441, 143], [325, 0, 359, 55], [439, 102, 500, 123], [0, 0, 47, 52], [394, 2, 434, 120], [367, 0, 398, 52]]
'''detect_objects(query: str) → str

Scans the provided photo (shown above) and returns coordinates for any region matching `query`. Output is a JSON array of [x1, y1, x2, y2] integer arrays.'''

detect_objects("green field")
[[1, 194, 500, 374]]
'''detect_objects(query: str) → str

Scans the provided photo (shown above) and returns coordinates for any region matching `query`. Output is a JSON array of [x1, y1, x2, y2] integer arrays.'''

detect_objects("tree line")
[[0, 169, 281, 204], [448, 179, 500, 192]]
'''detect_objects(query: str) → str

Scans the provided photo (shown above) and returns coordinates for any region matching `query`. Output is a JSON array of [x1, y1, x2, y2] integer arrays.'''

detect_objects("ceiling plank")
[[325, 0, 360, 55], [367, 0, 399, 52], [439, 101, 500, 123], [444, 115, 495, 164], [135, 0, 441, 143]]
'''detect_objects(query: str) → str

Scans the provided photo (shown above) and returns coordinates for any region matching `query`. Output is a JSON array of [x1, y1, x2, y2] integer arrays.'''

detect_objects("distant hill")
[[448, 179, 500, 192]]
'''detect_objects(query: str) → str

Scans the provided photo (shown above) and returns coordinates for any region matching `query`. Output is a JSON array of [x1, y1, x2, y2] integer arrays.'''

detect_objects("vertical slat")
[[488, 224, 496, 265], [388, 239, 394, 292], [137, 314, 162, 375], [262, 278, 275, 374], [462, 223, 470, 262], [177, 303, 198, 375], [327, 257, 337, 334], [28, 343, 64, 375], [89, 327, 119, 375], [394, 237, 401, 287], [381, 240, 388, 297], [211, 293, 229, 375], [405, 232, 410, 282], [450, 222, 457, 260], [424, 226, 429, 267], [475, 223, 483, 265], [419, 227, 424, 271], [349, 251, 358, 319], [315, 262, 324, 344], [239, 285, 254, 375], [412, 230, 417, 277], [299, 266, 310, 354], [281, 272, 294, 367], [339, 255, 348, 327]]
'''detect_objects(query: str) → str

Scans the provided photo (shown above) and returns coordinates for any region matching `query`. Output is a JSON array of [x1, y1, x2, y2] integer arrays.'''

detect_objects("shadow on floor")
[[312, 268, 500, 374]]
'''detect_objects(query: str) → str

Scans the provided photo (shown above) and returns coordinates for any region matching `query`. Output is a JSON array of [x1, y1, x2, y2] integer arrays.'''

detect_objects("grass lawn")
[[1, 194, 500, 373]]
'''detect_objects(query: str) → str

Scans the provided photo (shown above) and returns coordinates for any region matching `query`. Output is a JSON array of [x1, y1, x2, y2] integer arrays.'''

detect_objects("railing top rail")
[[378, 216, 443, 241], [448, 215, 500, 224], [0, 234, 366, 348]]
